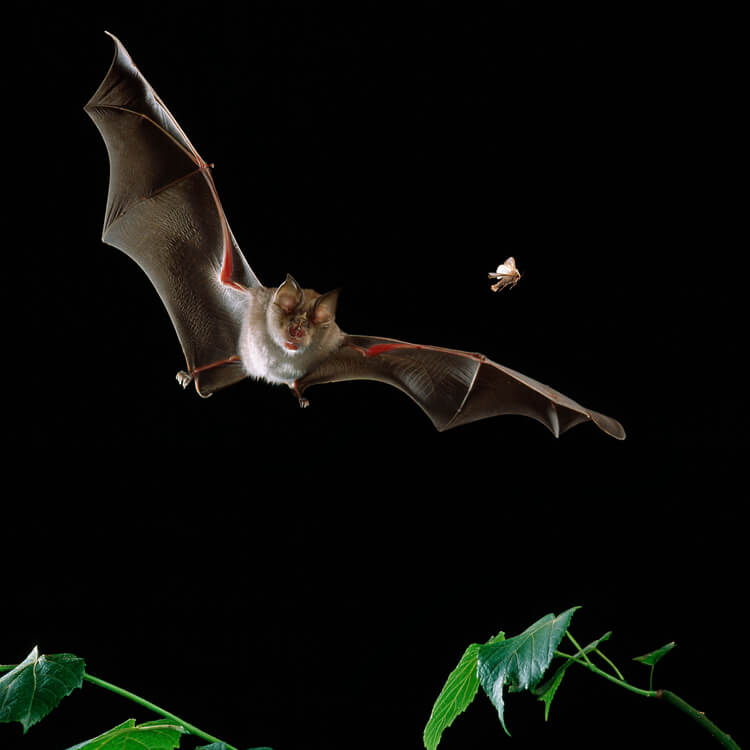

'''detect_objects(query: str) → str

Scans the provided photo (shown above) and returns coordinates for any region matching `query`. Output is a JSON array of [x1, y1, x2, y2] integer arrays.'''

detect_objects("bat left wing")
[[85, 33, 259, 395], [296, 335, 626, 438]]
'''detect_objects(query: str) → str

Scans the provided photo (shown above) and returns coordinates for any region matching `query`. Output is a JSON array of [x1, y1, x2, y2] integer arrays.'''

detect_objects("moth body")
[[488, 256, 521, 292]]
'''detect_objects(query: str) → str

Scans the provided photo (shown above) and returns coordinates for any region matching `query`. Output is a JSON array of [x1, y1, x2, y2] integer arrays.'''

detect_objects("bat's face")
[[269, 275, 341, 355]]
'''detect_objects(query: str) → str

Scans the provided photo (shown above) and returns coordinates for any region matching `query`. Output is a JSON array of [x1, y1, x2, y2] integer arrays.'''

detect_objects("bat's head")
[[269, 274, 341, 355]]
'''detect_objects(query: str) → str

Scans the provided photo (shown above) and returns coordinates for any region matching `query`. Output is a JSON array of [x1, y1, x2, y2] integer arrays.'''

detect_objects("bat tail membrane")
[[85, 33, 259, 395], [297, 335, 626, 439]]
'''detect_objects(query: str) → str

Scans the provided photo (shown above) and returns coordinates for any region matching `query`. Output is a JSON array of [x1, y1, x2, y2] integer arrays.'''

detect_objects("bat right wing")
[[85, 33, 258, 395], [296, 335, 626, 438]]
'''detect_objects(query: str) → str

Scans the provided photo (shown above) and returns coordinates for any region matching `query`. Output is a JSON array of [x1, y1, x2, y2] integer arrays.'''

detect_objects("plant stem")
[[80, 672, 238, 749], [594, 649, 625, 681], [2, 664, 240, 749], [554, 650, 656, 697], [565, 632, 595, 668], [657, 690, 740, 750], [554, 652, 741, 750]]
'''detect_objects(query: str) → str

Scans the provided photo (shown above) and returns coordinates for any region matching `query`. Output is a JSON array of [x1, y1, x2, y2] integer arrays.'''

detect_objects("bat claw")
[[176, 370, 193, 389], [289, 380, 309, 408]]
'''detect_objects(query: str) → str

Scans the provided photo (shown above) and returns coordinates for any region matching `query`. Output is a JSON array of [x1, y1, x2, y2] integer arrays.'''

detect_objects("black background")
[[4, 3, 743, 750]]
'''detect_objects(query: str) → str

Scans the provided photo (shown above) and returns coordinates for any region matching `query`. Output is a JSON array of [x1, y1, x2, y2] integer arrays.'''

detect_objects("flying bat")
[[84, 33, 625, 439]]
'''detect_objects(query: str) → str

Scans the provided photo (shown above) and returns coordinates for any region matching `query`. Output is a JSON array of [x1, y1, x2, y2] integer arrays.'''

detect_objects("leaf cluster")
[[0, 646, 270, 750], [421, 606, 712, 750], [424, 606, 578, 749], [2, 610, 736, 750]]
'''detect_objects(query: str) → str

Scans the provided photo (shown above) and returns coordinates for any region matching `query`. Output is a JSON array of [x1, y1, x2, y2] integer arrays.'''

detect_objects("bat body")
[[85, 33, 625, 439], [236, 275, 343, 403]]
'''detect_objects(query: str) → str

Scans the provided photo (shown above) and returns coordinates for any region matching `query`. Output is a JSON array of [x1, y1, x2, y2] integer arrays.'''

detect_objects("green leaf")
[[0, 646, 85, 732], [535, 664, 566, 721], [65, 718, 185, 750], [534, 631, 612, 720], [633, 641, 676, 666], [423, 631, 505, 750], [477, 607, 579, 735]]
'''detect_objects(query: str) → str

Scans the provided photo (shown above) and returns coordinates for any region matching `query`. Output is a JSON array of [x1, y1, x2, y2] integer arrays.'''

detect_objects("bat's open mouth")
[[286, 321, 306, 351]]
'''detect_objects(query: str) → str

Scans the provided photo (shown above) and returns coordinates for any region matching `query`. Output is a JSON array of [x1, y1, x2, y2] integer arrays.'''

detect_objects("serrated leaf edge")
[[423, 643, 481, 750], [477, 607, 579, 735], [633, 641, 676, 666], [423, 631, 505, 750], [65, 718, 185, 750], [0, 646, 85, 733]]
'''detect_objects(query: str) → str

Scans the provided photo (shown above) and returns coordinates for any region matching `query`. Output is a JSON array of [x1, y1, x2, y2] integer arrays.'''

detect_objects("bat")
[[489, 256, 521, 292], [84, 33, 625, 440]]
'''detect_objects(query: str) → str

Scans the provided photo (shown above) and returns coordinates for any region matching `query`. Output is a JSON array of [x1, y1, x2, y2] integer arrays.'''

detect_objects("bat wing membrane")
[[297, 335, 625, 438], [85, 33, 257, 395]]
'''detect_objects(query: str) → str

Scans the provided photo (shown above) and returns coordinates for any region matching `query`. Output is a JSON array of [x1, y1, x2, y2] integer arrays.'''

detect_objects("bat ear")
[[312, 288, 340, 325], [274, 274, 304, 313]]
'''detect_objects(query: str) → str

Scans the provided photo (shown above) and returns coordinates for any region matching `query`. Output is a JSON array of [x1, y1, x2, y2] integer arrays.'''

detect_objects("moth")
[[84, 33, 624, 439], [489, 257, 521, 292]]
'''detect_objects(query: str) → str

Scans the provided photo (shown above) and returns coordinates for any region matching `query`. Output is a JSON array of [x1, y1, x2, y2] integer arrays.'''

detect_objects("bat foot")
[[289, 380, 309, 408], [176, 370, 193, 389]]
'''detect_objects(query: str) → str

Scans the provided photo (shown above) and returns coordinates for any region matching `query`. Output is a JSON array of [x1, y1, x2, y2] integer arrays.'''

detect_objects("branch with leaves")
[[423, 606, 740, 749], [0, 647, 269, 750], [2, 607, 740, 749]]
